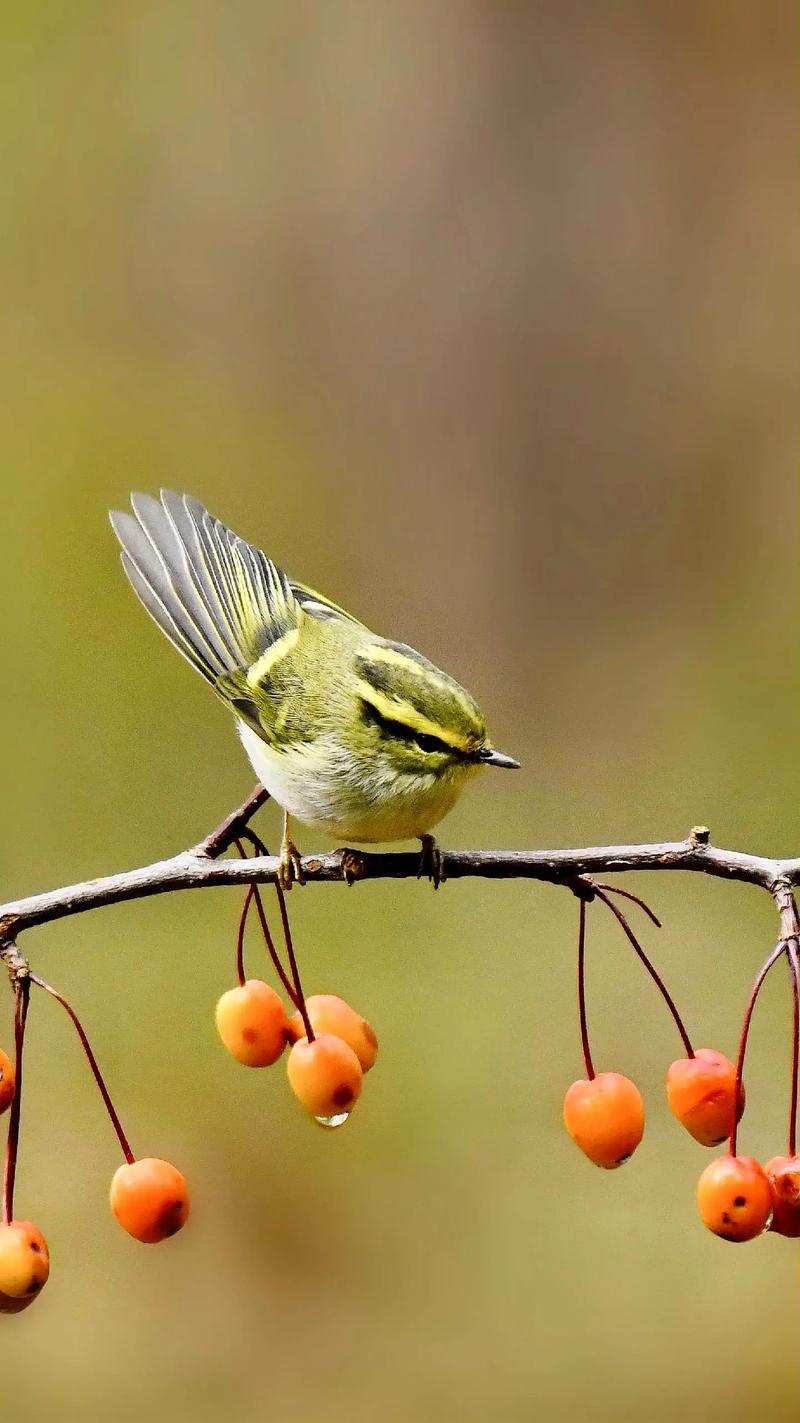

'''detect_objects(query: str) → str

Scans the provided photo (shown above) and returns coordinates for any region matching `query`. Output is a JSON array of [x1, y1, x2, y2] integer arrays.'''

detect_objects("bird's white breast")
[[237, 723, 471, 844]]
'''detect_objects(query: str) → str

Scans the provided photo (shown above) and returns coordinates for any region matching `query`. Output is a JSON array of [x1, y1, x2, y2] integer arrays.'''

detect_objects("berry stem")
[[233, 840, 304, 1013], [593, 884, 662, 928], [786, 938, 799, 1159], [235, 885, 255, 988], [3, 977, 30, 1224], [729, 939, 788, 1157], [576, 896, 595, 1080], [274, 881, 314, 1042], [29, 974, 135, 1165], [243, 832, 315, 1043], [594, 888, 694, 1058]]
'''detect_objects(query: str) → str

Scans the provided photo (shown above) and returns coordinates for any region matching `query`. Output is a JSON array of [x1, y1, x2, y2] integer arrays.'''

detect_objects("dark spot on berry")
[[242, 1028, 258, 1044], [332, 1084, 354, 1108], [30, 1241, 41, 1254], [733, 1196, 746, 1208], [158, 1200, 186, 1238], [722, 1212, 732, 1224]]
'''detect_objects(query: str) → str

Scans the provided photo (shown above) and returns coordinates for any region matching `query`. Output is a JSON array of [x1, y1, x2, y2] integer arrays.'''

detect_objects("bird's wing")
[[109, 491, 303, 686]]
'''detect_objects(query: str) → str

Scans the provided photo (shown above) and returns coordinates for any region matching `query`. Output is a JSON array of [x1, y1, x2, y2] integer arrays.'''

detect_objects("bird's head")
[[354, 640, 519, 781]]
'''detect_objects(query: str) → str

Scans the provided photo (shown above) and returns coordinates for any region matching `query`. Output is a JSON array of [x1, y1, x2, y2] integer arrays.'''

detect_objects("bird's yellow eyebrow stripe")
[[363, 644, 428, 673], [356, 679, 472, 753], [362, 644, 479, 725], [245, 627, 301, 687]]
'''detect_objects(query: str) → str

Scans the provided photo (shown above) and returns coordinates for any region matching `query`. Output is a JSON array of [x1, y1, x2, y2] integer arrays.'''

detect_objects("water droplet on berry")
[[314, 1112, 350, 1130]]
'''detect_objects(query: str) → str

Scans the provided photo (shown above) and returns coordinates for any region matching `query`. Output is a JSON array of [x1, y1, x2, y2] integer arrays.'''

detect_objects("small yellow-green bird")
[[110, 492, 519, 885]]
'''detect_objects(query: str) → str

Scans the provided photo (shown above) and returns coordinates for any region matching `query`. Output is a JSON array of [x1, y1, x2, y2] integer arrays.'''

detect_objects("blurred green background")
[[0, 3, 797, 1420]]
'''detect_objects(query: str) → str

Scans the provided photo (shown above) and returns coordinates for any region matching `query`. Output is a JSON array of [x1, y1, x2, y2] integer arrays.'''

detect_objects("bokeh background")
[[0, 3, 797, 1420]]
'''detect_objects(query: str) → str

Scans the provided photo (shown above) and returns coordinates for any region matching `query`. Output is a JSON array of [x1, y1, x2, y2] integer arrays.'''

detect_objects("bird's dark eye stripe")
[[360, 698, 453, 757]]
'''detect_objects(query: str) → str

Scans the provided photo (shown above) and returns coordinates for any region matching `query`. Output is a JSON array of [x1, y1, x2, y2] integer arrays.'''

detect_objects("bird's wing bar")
[[289, 578, 364, 626]]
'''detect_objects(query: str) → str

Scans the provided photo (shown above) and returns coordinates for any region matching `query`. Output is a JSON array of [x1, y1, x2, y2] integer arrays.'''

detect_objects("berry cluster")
[[0, 971, 189, 1314], [215, 835, 378, 1126], [562, 884, 800, 1244], [0, 830, 378, 1316]]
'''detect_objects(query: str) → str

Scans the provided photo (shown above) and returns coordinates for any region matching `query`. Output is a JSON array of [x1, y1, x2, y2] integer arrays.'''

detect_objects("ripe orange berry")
[[0, 1048, 15, 1115], [215, 980, 289, 1067], [287, 1033, 363, 1119], [0, 1221, 50, 1300], [110, 1158, 190, 1244], [665, 1048, 742, 1147], [562, 1072, 645, 1168], [696, 1154, 772, 1241], [764, 1155, 800, 1238], [287, 995, 378, 1072]]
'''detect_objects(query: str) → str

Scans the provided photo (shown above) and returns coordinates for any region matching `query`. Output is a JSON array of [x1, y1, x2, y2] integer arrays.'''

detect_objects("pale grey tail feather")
[[109, 491, 298, 684]]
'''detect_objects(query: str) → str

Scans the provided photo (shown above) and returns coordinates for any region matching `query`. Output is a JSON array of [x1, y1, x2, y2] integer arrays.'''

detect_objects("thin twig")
[[197, 786, 270, 859]]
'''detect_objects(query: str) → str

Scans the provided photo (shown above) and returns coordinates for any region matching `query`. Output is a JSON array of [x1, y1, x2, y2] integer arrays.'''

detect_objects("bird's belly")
[[238, 724, 468, 844]]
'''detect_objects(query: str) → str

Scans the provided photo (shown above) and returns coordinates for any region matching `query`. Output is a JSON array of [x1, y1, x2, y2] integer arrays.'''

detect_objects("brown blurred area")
[[0, 4, 797, 1421]]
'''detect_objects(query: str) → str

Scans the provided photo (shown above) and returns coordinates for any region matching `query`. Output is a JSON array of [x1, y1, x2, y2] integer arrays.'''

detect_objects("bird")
[[110, 492, 519, 887]]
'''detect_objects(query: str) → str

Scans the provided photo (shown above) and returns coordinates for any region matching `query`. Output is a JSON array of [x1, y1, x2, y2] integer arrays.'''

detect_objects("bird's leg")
[[278, 811, 305, 890], [418, 834, 446, 889]]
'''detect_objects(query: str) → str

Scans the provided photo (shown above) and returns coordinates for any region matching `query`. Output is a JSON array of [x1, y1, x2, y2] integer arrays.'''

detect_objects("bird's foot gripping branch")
[[0, 789, 798, 1312]]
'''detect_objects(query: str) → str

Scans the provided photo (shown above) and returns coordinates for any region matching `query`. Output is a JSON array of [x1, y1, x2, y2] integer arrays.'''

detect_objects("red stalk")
[[594, 887, 694, 1058], [29, 974, 134, 1164], [3, 978, 30, 1223], [729, 940, 788, 1157], [576, 896, 595, 1080]]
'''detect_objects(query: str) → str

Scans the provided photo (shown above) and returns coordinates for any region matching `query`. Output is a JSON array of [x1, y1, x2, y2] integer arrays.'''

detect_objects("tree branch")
[[0, 791, 797, 947]]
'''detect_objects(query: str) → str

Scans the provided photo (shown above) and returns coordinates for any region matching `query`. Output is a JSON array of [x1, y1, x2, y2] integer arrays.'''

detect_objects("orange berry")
[[215, 980, 289, 1067], [287, 995, 378, 1072], [287, 1033, 363, 1119], [0, 1049, 15, 1115], [666, 1048, 742, 1147], [110, 1158, 190, 1244], [696, 1154, 772, 1241], [0, 1221, 49, 1299], [562, 1072, 645, 1168], [765, 1155, 800, 1238]]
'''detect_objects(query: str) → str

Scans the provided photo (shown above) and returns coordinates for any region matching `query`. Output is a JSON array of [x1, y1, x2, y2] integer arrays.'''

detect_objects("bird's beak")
[[478, 748, 521, 770]]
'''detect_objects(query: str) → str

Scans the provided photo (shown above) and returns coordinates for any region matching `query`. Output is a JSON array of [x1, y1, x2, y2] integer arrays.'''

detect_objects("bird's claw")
[[418, 834, 446, 889], [278, 837, 305, 891]]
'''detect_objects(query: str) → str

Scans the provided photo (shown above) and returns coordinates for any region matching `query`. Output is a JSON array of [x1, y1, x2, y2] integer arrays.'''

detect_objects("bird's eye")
[[360, 699, 451, 757], [410, 730, 448, 756]]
